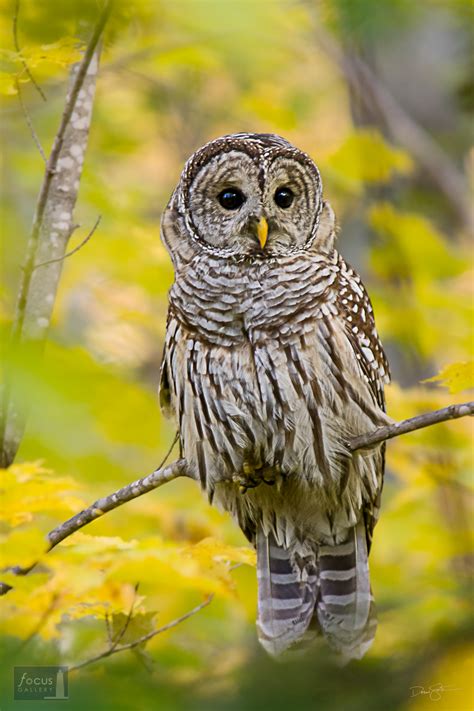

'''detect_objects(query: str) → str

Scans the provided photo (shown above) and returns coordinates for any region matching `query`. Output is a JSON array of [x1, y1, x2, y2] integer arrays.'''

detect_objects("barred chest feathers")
[[161, 248, 388, 546]]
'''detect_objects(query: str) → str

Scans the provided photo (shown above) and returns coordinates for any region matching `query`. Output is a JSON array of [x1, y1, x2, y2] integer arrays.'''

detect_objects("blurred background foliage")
[[0, 0, 473, 709]]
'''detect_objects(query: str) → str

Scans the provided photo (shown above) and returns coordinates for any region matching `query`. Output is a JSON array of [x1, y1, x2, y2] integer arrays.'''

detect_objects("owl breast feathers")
[[159, 133, 390, 659]]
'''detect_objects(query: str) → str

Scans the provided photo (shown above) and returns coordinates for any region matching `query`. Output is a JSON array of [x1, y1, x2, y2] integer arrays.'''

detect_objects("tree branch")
[[107, 582, 140, 653], [38, 401, 474, 550], [47, 458, 190, 550], [1, 401, 472, 596], [0, 0, 113, 468], [12, 593, 59, 657], [317, 33, 472, 231], [13, 0, 48, 163], [33, 214, 101, 269], [13, 0, 47, 102], [15, 78, 47, 162], [68, 594, 214, 672], [349, 401, 474, 451], [0, 458, 189, 595]]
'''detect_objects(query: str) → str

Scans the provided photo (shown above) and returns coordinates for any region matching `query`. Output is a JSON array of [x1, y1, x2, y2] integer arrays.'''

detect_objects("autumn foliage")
[[1, 2, 473, 710]]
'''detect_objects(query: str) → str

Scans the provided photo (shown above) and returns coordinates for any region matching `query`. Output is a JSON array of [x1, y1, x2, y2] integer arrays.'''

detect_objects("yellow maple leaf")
[[325, 129, 413, 188], [0, 70, 28, 96], [21, 38, 84, 69], [0, 527, 47, 567], [423, 361, 474, 394], [186, 537, 256, 567], [0, 461, 85, 526]]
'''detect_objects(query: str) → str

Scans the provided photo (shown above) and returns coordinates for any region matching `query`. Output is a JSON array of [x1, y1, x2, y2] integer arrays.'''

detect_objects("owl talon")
[[233, 464, 284, 492]]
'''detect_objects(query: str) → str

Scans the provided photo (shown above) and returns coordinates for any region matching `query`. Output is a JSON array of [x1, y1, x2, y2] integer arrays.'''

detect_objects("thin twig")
[[109, 582, 140, 651], [13, 0, 47, 102], [105, 612, 113, 646], [155, 431, 179, 470], [349, 401, 474, 451], [33, 215, 101, 269], [15, 79, 47, 162], [68, 595, 214, 672], [13, 593, 59, 656]]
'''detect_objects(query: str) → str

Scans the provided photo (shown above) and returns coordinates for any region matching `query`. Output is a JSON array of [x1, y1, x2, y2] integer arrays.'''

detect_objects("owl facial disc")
[[172, 133, 323, 259]]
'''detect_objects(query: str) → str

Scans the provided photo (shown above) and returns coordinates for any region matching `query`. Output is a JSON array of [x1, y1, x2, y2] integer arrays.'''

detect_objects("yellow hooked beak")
[[257, 217, 268, 250]]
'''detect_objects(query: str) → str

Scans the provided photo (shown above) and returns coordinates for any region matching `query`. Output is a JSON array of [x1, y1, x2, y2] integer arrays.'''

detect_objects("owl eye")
[[217, 188, 246, 210], [274, 186, 294, 209]]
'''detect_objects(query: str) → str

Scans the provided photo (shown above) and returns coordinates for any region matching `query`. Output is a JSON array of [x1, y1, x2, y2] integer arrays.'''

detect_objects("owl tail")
[[256, 523, 376, 659], [256, 527, 317, 656], [315, 523, 377, 660]]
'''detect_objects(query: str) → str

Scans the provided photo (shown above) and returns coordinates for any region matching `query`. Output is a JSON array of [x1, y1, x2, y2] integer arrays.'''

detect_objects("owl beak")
[[257, 217, 268, 250]]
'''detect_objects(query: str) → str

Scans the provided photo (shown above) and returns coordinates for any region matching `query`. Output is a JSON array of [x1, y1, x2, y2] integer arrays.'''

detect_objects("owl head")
[[161, 133, 335, 265]]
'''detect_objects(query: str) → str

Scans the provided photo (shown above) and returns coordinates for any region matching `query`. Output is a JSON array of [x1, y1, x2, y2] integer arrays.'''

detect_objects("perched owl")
[[159, 133, 390, 659]]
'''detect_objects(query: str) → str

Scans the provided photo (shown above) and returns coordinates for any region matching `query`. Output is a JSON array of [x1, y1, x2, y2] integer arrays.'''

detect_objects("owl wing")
[[296, 260, 390, 657], [256, 288, 389, 659], [159, 309, 177, 420], [159, 349, 171, 415], [336, 256, 390, 410], [332, 256, 391, 546]]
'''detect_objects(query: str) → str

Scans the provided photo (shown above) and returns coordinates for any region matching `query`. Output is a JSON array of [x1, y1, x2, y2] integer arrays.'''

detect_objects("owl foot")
[[233, 463, 283, 494]]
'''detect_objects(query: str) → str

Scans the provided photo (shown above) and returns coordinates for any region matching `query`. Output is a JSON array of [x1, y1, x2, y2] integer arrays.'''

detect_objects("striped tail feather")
[[315, 522, 376, 660], [256, 527, 317, 656]]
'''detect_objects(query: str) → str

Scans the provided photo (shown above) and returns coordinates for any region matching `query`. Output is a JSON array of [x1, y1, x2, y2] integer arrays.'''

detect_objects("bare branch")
[[349, 401, 474, 451], [13, 0, 47, 102], [317, 33, 472, 231], [15, 79, 47, 162], [13, 593, 59, 656], [41, 404, 471, 555], [1, 402, 472, 596], [47, 458, 190, 550], [108, 582, 140, 652], [0, 459, 190, 596], [155, 430, 179, 469], [105, 612, 113, 646], [33, 215, 101, 269], [68, 595, 214, 672], [0, 0, 113, 468], [39, 401, 474, 549]]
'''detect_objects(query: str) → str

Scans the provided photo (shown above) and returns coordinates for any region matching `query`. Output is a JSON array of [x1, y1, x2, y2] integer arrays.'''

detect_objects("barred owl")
[[159, 133, 390, 659]]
